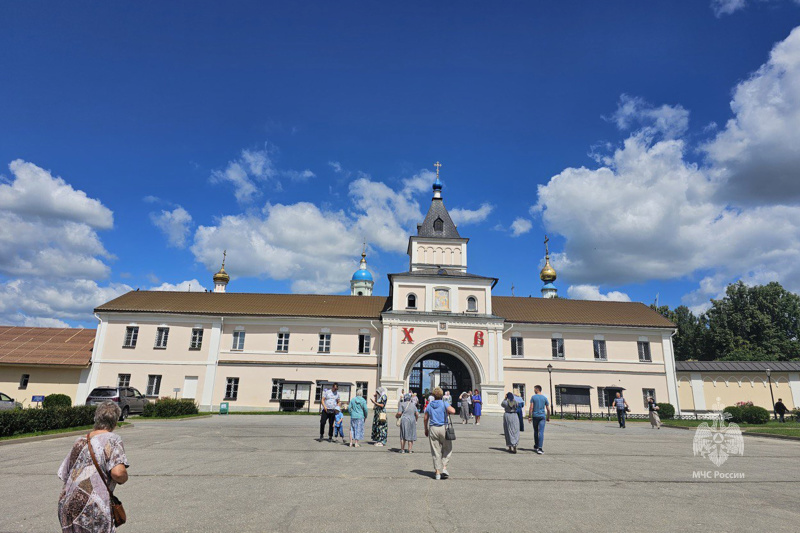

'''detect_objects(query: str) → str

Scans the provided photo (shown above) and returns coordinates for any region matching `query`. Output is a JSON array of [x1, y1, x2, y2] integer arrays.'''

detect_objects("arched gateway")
[[399, 340, 485, 406]]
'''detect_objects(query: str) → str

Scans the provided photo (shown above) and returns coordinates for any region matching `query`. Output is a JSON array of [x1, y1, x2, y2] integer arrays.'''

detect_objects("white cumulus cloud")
[[450, 203, 494, 226], [510, 217, 533, 237], [150, 206, 193, 248], [150, 279, 207, 292], [567, 285, 631, 302]]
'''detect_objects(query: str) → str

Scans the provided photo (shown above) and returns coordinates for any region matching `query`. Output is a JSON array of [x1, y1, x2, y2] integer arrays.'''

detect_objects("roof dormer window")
[[433, 217, 444, 232]]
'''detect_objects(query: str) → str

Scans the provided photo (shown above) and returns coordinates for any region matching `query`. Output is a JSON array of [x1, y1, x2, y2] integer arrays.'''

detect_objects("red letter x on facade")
[[402, 327, 414, 344]]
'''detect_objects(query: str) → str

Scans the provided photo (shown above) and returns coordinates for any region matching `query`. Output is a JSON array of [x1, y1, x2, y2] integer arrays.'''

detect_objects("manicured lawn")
[[133, 413, 214, 420], [661, 418, 800, 437], [0, 422, 131, 441]]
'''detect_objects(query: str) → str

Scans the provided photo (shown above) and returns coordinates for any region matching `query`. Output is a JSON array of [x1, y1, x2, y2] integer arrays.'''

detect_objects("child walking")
[[334, 406, 345, 443]]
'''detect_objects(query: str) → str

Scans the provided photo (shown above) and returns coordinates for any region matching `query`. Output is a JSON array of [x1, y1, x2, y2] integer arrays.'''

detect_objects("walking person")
[[333, 406, 345, 442], [459, 391, 471, 424], [424, 387, 456, 480], [613, 392, 628, 428], [443, 390, 452, 409], [528, 385, 550, 454], [370, 387, 388, 446], [397, 393, 419, 453], [58, 401, 129, 533], [502, 392, 521, 453], [319, 382, 340, 441], [348, 389, 368, 447], [647, 396, 661, 429], [472, 389, 483, 425], [774, 398, 788, 423], [513, 388, 525, 433]]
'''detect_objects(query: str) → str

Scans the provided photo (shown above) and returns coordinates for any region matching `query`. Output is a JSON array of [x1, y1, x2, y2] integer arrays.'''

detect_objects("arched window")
[[433, 217, 444, 232], [407, 294, 417, 309], [467, 296, 478, 312]]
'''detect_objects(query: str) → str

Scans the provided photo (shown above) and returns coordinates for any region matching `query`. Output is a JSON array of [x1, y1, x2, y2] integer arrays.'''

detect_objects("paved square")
[[1, 415, 798, 532]]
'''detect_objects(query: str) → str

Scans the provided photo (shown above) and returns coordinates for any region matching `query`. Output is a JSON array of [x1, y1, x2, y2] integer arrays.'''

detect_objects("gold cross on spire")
[[222, 249, 227, 268], [434, 161, 442, 179], [544, 235, 550, 257]]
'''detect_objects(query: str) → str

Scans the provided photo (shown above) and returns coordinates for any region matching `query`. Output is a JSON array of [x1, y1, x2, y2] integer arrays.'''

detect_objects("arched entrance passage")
[[407, 352, 473, 403], [401, 340, 485, 413]]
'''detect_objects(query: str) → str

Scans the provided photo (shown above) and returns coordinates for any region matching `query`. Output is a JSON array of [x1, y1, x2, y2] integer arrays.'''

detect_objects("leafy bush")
[[735, 401, 754, 408], [141, 397, 198, 418], [792, 408, 800, 421], [0, 405, 97, 438], [43, 394, 72, 409], [723, 405, 743, 423], [656, 403, 675, 419], [741, 405, 770, 425]]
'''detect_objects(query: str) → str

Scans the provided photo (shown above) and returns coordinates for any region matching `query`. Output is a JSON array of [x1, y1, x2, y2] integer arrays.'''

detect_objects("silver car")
[[86, 386, 149, 420], [0, 392, 16, 410]]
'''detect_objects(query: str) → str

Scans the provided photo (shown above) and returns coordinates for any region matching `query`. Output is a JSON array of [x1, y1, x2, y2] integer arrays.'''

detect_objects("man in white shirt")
[[319, 383, 340, 442]]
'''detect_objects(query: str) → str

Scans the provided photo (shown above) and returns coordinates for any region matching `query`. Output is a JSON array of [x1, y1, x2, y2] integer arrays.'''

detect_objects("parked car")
[[0, 392, 16, 410], [85, 386, 149, 420]]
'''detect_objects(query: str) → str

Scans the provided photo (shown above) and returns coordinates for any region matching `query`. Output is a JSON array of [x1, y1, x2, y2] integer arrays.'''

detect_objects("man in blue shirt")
[[527, 385, 550, 454], [613, 392, 628, 428]]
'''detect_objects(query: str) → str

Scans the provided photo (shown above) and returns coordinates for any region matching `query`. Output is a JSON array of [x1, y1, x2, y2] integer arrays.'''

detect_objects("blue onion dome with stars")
[[352, 250, 373, 281]]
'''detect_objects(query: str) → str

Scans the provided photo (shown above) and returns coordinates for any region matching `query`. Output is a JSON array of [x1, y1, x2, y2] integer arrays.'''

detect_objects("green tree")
[[651, 304, 706, 361], [705, 281, 800, 361]]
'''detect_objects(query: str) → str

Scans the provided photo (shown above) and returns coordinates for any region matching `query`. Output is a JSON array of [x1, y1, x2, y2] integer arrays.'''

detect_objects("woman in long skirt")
[[397, 394, 419, 453], [459, 392, 471, 424], [370, 387, 388, 446], [472, 389, 483, 425], [513, 388, 525, 432], [501, 392, 520, 453]]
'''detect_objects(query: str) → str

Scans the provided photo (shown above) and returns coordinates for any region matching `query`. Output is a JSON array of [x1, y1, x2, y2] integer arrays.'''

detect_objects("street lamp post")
[[547, 364, 553, 419], [766, 368, 776, 420]]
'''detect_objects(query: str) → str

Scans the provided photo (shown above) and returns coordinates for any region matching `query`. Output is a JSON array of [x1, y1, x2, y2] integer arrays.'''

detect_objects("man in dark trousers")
[[774, 398, 788, 423], [319, 383, 340, 441]]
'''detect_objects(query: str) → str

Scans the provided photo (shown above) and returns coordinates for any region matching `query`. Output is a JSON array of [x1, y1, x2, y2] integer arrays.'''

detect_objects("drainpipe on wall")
[[669, 328, 681, 415]]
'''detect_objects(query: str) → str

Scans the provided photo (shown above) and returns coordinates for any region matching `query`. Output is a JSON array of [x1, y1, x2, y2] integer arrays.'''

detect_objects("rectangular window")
[[555, 387, 562, 406], [232, 330, 246, 351], [276, 333, 290, 352], [19, 374, 30, 389], [598, 387, 607, 408], [511, 337, 524, 358], [270, 379, 284, 400], [643, 388, 656, 409], [593, 339, 607, 360], [358, 334, 371, 354], [117, 374, 131, 388], [318, 333, 331, 353], [638, 341, 652, 362], [190, 328, 203, 350], [315, 383, 323, 402], [225, 377, 240, 400], [356, 381, 369, 399], [123, 326, 139, 348], [154, 327, 169, 349], [146, 375, 162, 397], [551, 338, 565, 359], [512, 383, 526, 402]]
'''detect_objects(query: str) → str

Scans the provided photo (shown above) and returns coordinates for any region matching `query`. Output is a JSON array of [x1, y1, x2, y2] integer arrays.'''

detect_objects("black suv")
[[86, 386, 149, 420]]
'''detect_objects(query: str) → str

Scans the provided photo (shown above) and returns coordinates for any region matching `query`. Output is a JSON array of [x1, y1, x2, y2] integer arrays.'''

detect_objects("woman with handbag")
[[397, 393, 419, 453], [370, 387, 389, 446], [424, 387, 457, 480], [57, 401, 129, 532]]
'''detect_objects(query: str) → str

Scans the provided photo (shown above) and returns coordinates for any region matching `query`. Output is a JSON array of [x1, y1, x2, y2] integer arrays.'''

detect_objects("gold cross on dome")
[[222, 249, 227, 267], [544, 235, 550, 256], [434, 161, 442, 178]]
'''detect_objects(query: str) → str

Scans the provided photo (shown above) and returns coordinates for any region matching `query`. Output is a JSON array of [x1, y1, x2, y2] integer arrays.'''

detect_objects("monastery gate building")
[[81, 175, 680, 415]]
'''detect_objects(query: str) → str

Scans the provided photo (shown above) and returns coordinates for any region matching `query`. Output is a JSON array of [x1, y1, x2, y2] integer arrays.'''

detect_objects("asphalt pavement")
[[1, 414, 798, 532]]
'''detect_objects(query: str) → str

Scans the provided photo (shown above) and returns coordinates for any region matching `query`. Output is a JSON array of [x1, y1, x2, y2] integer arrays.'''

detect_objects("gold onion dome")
[[540, 256, 557, 283], [213, 251, 230, 283], [213, 266, 230, 283]]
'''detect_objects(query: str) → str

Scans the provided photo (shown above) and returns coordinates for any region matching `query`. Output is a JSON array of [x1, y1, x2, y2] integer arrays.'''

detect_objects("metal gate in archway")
[[407, 352, 473, 411]]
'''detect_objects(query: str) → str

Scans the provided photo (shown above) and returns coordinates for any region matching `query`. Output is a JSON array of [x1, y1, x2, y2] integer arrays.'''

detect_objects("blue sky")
[[2, 1, 800, 327]]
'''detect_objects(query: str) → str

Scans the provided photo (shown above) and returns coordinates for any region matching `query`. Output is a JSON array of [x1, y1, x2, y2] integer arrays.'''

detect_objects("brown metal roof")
[[492, 296, 675, 328], [676, 361, 800, 372], [0, 326, 95, 367], [96, 290, 674, 329], [96, 291, 391, 319]]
